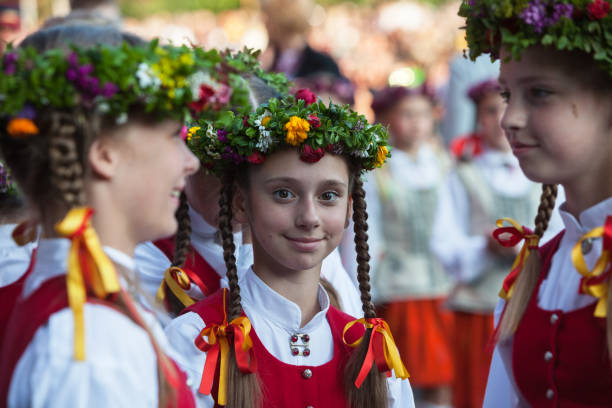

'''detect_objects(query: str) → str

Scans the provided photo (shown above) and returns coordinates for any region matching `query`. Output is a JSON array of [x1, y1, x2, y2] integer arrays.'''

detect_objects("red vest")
[[0, 250, 35, 352], [154, 237, 221, 296], [186, 289, 364, 408], [0, 275, 195, 408], [512, 232, 612, 407]]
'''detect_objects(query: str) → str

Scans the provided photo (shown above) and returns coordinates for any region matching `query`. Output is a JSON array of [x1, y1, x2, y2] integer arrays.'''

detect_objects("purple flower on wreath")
[[222, 146, 243, 164], [519, 0, 573, 33], [4, 52, 17, 75], [102, 82, 118, 98], [17, 105, 36, 120], [66, 68, 78, 81], [68, 52, 79, 67], [217, 129, 228, 142]]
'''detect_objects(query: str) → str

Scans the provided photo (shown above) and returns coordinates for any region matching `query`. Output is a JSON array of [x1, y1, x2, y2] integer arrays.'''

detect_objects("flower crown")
[[187, 89, 391, 176], [459, 0, 612, 73], [0, 40, 289, 139]]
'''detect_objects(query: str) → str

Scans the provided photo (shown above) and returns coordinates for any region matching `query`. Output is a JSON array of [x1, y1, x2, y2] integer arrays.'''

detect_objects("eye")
[[527, 87, 553, 101], [500, 90, 510, 103], [273, 189, 295, 200], [320, 191, 339, 202]]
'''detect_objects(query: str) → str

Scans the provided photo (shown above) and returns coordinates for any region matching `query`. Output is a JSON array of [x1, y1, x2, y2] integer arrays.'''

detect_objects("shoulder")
[[183, 288, 227, 323], [10, 303, 159, 407]]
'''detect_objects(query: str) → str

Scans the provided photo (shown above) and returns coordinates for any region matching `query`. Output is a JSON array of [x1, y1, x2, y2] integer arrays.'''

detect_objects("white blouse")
[[0, 224, 36, 287], [165, 267, 414, 407], [8, 238, 199, 408], [483, 196, 612, 407]]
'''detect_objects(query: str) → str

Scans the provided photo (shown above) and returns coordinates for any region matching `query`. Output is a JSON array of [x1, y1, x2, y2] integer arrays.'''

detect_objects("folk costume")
[[165, 92, 414, 406], [459, 0, 612, 405], [0, 40, 267, 406]]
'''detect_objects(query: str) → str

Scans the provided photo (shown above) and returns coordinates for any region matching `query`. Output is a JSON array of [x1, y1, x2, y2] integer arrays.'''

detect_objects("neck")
[[394, 140, 421, 156], [252, 248, 321, 327], [562, 158, 612, 219]]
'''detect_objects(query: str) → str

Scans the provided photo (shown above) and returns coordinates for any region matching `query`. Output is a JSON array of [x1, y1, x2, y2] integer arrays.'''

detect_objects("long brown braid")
[[499, 183, 558, 339], [217, 169, 262, 408], [344, 171, 389, 408]]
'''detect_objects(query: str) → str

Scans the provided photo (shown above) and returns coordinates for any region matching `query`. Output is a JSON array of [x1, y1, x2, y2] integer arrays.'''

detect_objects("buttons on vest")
[[544, 351, 553, 362], [302, 369, 313, 379], [581, 238, 594, 254], [290, 332, 311, 357], [550, 313, 559, 324], [546, 388, 554, 399]]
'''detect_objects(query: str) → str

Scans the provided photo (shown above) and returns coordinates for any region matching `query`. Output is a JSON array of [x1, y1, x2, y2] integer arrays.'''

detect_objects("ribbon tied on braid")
[[194, 288, 257, 406], [54, 207, 120, 360], [492, 217, 540, 300], [342, 317, 409, 388], [156, 266, 209, 308], [571, 216, 612, 318]]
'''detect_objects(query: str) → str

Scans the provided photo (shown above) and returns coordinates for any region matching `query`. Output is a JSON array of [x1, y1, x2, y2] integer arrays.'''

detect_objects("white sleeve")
[[321, 249, 363, 318], [0, 224, 35, 286], [9, 305, 160, 408], [387, 374, 415, 408], [430, 172, 496, 283], [164, 311, 214, 407], [134, 242, 172, 300]]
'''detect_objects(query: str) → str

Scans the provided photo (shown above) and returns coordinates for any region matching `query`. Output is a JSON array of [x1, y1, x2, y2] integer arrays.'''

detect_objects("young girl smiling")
[[165, 93, 414, 407], [460, 0, 612, 405]]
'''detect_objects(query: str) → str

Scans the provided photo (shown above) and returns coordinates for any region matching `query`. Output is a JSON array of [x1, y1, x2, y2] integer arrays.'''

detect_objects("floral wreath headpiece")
[[0, 40, 289, 140], [459, 0, 612, 74], [187, 88, 391, 176]]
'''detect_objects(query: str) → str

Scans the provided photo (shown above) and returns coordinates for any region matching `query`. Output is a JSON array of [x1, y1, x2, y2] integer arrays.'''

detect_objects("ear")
[[232, 185, 249, 224], [88, 137, 121, 180], [345, 196, 353, 229]]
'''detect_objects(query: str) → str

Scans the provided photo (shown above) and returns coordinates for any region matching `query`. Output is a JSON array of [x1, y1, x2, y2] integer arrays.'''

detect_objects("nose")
[[295, 196, 321, 230], [182, 143, 200, 176], [500, 96, 526, 137]]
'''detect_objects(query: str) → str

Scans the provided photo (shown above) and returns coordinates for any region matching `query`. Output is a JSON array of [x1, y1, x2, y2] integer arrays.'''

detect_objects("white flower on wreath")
[[254, 111, 273, 152], [205, 123, 216, 141], [136, 63, 161, 90], [188, 71, 215, 101], [351, 149, 369, 158]]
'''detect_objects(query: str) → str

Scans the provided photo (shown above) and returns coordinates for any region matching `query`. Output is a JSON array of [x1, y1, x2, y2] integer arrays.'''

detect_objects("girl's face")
[[109, 119, 200, 243], [499, 47, 612, 186], [477, 92, 509, 151], [237, 149, 351, 275], [386, 95, 434, 151]]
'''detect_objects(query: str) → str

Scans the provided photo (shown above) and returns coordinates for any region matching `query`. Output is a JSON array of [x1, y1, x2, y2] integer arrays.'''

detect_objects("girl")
[[459, 0, 612, 405], [165, 92, 414, 407], [135, 83, 362, 319], [0, 24, 225, 406], [342, 85, 454, 408]]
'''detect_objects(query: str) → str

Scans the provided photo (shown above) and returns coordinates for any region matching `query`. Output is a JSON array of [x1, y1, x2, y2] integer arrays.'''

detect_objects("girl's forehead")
[[249, 150, 350, 184]]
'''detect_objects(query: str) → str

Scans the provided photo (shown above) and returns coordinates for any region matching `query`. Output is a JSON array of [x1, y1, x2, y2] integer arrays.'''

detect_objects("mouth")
[[170, 186, 184, 203], [509, 140, 539, 154], [284, 236, 324, 252]]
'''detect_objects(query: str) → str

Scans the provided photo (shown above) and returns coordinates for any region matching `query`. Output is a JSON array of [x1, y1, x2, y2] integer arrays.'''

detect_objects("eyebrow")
[[263, 177, 348, 188], [499, 75, 557, 86]]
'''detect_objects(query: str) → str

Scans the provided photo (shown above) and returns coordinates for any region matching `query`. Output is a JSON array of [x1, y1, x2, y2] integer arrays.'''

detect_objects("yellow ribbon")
[[55, 207, 120, 360], [493, 218, 540, 300], [156, 266, 195, 307], [571, 225, 611, 318], [342, 317, 409, 388]]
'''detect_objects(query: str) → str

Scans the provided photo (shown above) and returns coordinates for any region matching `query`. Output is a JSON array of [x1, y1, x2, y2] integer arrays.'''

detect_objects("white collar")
[[189, 205, 217, 238], [559, 196, 612, 241], [23, 238, 135, 298], [240, 267, 330, 333]]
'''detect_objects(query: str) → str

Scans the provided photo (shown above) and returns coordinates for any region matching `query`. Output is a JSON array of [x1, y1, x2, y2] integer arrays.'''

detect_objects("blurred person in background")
[[294, 72, 355, 107], [43, 0, 121, 28], [261, 0, 341, 80], [440, 53, 499, 147], [341, 85, 454, 408], [0, 1, 20, 54], [430, 78, 562, 408]]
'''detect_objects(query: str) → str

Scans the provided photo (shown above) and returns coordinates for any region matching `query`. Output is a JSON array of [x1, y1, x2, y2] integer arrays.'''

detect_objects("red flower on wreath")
[[295, 88, 317, 105], [307, 114, 321, 128], [300, 145, 325, 163], [587, 0, 610, 20], [189, 84, 215, 113], [247, 152, 265, 164]]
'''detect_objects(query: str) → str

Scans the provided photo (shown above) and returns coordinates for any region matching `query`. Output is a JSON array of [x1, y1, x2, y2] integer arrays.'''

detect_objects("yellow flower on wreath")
[[375, 145, 389, 168], [7, 118, 39, 139], [261, 116, 271, 126], [284, 116, 310, 146], [187, 126, 200, 142]]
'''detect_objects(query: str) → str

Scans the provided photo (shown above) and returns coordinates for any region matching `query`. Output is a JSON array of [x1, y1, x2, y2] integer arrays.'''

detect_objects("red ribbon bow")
[[194, 289, 257, 405], [492, 218, 540, 300]]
